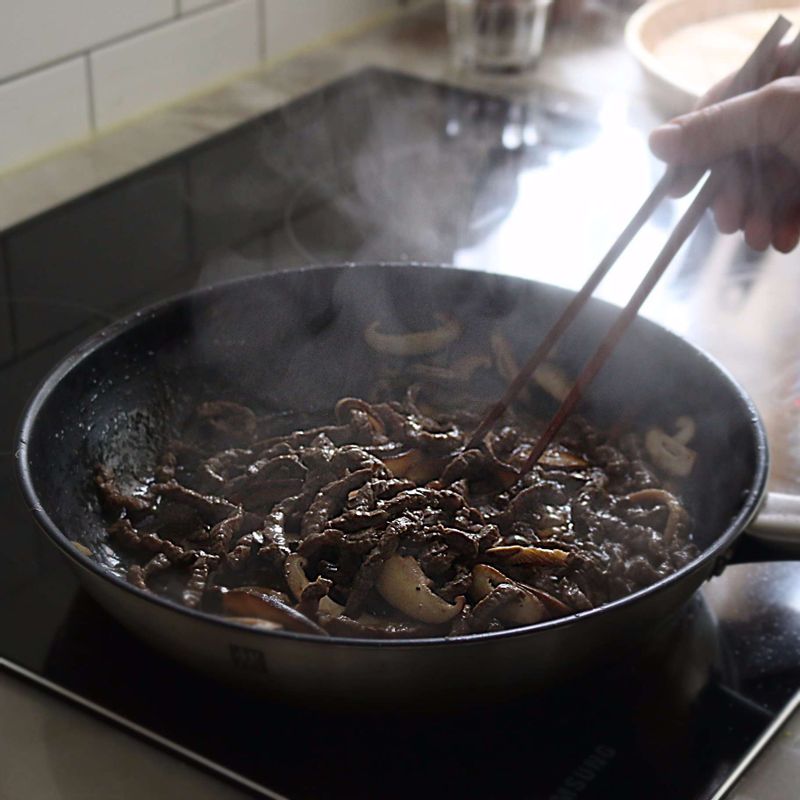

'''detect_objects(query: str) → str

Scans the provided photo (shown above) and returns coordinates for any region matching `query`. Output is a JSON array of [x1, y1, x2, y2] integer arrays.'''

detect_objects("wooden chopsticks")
[[466, 15, 800, 467]]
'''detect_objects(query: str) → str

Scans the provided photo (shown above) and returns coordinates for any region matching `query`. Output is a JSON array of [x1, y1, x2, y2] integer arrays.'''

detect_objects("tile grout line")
[[84, 55, 98, 133], [0, 52, 86, 90]]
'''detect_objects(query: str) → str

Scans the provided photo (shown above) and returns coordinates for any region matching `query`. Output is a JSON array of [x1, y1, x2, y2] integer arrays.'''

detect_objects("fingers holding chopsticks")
[[650, 78, 800, 167], [649, 76, 800, 251]]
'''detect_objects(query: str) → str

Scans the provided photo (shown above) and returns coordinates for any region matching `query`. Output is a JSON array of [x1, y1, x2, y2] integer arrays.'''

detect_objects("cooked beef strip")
[[95, 465, 152, 514], [463, 583, 528, 633], [297, 576, 334, 620]]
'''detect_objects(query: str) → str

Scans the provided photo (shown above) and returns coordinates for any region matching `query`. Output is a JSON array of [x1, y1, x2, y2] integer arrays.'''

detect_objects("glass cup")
[[446, 0, 554, 72]]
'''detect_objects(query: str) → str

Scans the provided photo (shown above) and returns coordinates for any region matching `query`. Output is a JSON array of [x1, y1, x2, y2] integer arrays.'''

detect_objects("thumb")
[[649, 88, 767, 165]]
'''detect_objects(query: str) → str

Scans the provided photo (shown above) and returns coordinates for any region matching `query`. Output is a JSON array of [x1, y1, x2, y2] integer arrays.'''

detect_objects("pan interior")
[[23, 265, 763, 588]]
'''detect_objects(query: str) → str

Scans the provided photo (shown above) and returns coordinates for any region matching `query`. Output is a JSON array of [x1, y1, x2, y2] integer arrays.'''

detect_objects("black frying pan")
[[15, 264, 775, 705]]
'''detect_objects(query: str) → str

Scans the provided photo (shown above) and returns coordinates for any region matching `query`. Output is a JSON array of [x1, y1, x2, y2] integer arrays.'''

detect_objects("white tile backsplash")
[[91, 0, 260, 130], [0, 0, 174, 82], [0, 0, 407, 174], [0, 58, 91, 173], [263, 0, 396, 61]]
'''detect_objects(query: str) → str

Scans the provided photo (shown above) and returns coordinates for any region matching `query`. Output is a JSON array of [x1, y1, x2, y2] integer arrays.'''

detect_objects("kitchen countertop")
[[3, 3, 799, 798], [0, 666, 261, 800]]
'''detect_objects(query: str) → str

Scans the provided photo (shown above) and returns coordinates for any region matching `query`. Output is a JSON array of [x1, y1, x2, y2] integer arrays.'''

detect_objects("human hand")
[[649, 75, 800, 252]]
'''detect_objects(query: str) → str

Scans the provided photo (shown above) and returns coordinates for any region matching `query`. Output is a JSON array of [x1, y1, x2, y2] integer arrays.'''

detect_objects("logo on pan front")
[[230, 644, 268, 673], [548, 745, 617, 800]]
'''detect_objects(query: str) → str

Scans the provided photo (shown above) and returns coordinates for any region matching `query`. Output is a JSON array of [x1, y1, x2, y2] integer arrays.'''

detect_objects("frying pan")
[[14, 264, 799, 705]]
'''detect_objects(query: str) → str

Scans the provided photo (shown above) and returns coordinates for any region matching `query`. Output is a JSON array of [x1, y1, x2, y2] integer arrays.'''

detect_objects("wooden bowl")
[[626, 0, 800, 116]]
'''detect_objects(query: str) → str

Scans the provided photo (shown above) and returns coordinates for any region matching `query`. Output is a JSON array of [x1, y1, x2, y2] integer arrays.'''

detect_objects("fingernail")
[[649, 123, 683, 160]]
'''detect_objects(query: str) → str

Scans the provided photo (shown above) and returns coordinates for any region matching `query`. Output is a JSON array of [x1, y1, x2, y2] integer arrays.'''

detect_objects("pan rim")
[[15, 262, 770, 649]]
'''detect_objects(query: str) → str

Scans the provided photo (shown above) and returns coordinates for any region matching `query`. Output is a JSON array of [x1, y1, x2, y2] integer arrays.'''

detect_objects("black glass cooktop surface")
[[2, 67, 800, 800]]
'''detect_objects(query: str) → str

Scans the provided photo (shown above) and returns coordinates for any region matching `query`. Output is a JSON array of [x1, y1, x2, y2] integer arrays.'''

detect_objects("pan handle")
[[745, 492, 800, 548]]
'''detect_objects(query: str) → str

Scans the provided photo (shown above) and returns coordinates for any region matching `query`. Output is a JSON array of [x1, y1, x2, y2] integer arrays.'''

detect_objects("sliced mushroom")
[[470, 564, 547, 625], [538, 447, 588, 469], [471, 563, 509, 598], [284, 552, 310, 602], [376, 555, 465, 624], [319, 597, 345, 617], [382, 449, 446, 484], [486, 544, 571, 568], [645, 427, 697, 477], [283, 553, 344, 617], [364, 313, 461, 356], [526, 585, 572, 617], [220, 587, 328, 635]]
